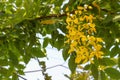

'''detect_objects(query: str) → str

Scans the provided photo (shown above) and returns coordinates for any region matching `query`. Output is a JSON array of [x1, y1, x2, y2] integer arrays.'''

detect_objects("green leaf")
[[55, 34, 64, 50], [7, 67, 14, 77], [0, 67, 8, 76], [43, 37, 49, 48], [62, 45, 70, 61], [16, 0, 22, 7], [68, 53, 77, 73], [98, 58, 116, 66], [0, 59, 8, 66], [12, 74, 18, 80], [110, 45, 120, 57], [84, 64, 91, 70], [100, 70, 108, 80], [31, 47, 46, 58], [16, 64, 25, 69], [8, 51, 18, 65], [17, 69, 24, 75], [91, 64, 98, 80], [118, 55, 120, 68], [23, 54, 31, 64], [104, 68, 120, 79], [51, 30, 59, 40]]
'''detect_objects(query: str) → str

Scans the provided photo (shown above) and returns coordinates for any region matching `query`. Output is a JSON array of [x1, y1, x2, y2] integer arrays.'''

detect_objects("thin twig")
[[24, 64, 69, 73], [17, 74, 27, 80], [13, 72, 27, 80]]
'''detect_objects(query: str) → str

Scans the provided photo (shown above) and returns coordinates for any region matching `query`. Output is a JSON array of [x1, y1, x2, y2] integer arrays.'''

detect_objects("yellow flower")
[[81, 36, 87, 45], [88, 6, 93, 9], [66, 17, 72, 23], [89, 15, 94, 23], [79, 16, 84, 21], [75, 56, 81, 63], [83, 24, 89, 29], [65, 7, 69, 11], [72, 41, 77, 47], [84, 15, 89, 22], [65, 5, 104, 64], [88, 27, 96, 34], [96, 38, 103, 42], [95, 51, 103, 59], [66, 12, 70, 16], [89, 23, 95, 28], [74, 18, 79, 24], [88, 36, 96, 42], [77, 6, 84, 10], [78, 11, 82, 15], [98, 65, 106, 71], [94, 44, 102, 51], [89, 52, 95, 58], [71, 14, 76, 19], [75, 10, 78, 14]]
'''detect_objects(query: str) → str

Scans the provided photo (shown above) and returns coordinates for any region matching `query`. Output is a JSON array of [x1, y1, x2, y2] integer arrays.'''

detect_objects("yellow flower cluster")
[[65, 6, 104, 64]]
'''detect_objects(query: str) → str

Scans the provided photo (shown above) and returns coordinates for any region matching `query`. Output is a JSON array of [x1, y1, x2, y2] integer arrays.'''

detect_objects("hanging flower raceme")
[[65, 5, 104, 64]]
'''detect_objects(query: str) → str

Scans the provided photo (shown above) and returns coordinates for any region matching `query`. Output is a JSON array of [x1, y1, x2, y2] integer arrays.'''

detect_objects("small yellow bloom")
[[88, 6, 93, 9], [71, 14, 76, 19], [75, 10, 78, 14], [83, 24, 89, 29], [115, 38, 119, 43], [88, 36, 96, 41], [77, 6, 84, 10], [74, 18, 79, 24], [78, 11, 82, 15], [98, 65, 106, 71], [96, 38, 103, 42], [66, 12, 70, 16], [89, 23, 95, 28], [79, 17, 84, 21], [84, 15, 89, 22], [94, 44, 102, 51], [66, 17, 72, 23], [88, 27, 96, 34], [75, 56, 81, 63], [81, 36, 87, 44], [95, 51, 103, 59], [65, 7, 69, 11]]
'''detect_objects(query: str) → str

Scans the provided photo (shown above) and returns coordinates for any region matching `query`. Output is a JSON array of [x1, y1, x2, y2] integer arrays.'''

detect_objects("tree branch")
[[35, 6, 117, 21], [36, 13, 67, 20], [101, 8, 115, 14], [15, 73, 27, 80], [24, 64, 69, 73]]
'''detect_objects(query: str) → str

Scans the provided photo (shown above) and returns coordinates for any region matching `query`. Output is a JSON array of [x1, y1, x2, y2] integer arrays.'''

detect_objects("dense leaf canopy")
[[0, 0, 120, 80]]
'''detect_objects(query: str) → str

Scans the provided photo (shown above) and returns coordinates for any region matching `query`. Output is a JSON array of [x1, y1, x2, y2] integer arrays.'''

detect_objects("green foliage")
[[105, 68, 120, 79], [68, 53, 77, 73], [62, 44, 70, 61], [98, 58, 116, 66], [91, 64, 99, 80], [100, 70, 108, 80], [0, 0, 120, 79]]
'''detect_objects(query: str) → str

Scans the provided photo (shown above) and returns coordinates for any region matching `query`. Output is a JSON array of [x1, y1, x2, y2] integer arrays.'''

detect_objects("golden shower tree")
[[0, 0, 120, 80]]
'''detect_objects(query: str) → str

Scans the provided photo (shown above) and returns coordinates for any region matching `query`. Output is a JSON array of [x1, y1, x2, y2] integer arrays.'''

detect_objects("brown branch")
[[101, 8, 115, 14], [36, 13, 67, 20], [35, 10, 75, 20], [35, 8, 115, 20], [35, 0, 77, 20]]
